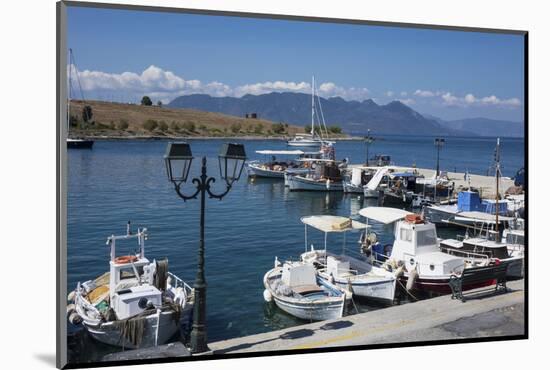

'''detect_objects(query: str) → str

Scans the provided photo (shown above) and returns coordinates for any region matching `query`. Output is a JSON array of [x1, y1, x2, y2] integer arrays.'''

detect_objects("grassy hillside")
[[68, 100, 311, 138]]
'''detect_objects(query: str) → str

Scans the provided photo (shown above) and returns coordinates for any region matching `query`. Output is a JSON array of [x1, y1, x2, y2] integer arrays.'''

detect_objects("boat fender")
[[330, 273, 335, 284], [174, 287, 186, 308], [68, 311, 83, 325], [326, 179, 331, 189], [67, 290, 76, 302], [406, 268, 418, 291], [66, 304, 76, 318], [263, 289, 273, 302], [395, 265, 405, 279]]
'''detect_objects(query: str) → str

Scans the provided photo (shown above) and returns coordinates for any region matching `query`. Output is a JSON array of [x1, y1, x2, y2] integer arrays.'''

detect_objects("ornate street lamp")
[[364, 129, 375, 166], [434, 138, 445, 177], [164, 142, 247, 354]]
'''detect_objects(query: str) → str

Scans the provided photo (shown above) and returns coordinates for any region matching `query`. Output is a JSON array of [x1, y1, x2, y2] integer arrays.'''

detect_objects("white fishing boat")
[[440, 236, 524, 278], [67, 223, 193, 349], [246, 150, 306, 178], [263, 260, 348, 321], [299, 215, 397, 303], [358, 207, 494, 294], [287, 76, 334, 147], [287, 158, 345, 192]]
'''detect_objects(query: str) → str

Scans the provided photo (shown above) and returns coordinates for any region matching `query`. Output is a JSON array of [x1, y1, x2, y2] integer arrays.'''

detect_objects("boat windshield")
[[416, 229, 437, 247], [120, 265, 144, 280]]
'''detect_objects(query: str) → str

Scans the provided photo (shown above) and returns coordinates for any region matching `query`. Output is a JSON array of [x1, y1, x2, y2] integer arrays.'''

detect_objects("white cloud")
[[441, 92, 522, 107], [70, 65, 372, 102], [398, 98, 415, 105], [69, 65, 522, 108], [414, 89, 436, 97]]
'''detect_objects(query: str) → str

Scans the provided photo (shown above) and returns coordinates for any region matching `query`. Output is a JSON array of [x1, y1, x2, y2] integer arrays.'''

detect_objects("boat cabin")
[[107, 225, 162, 320], [359, 207, 464, 277]]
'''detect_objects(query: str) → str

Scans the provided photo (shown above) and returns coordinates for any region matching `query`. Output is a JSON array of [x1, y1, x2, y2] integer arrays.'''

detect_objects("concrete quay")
[[209, 279, 525, 354]]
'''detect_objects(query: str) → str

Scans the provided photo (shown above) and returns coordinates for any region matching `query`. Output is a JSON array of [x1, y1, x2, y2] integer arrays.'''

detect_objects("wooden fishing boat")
[[67, 223, 193, 349]]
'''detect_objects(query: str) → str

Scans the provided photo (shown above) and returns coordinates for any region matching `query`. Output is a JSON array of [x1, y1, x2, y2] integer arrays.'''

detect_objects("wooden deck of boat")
[[209, 279, 524, 354], [348, 165, 516, 199]]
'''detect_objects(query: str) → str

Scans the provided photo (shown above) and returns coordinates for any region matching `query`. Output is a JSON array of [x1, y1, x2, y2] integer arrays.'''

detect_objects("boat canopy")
[[255, 150, 304, 155], [301, 215, 367, 233], [358, 207, 413, 224]]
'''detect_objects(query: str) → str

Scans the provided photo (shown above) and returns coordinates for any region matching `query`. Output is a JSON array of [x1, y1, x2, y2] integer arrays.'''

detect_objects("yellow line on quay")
[[290, 319, 415, 350]]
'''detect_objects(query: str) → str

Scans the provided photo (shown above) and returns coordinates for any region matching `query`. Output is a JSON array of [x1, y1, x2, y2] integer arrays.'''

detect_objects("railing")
[[167, 272, 193, 295], [440, 246, 490, 265]]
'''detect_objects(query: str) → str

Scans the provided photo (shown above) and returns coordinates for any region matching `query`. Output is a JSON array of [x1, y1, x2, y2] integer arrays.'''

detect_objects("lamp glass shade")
[[218, 143, 247, 184], [164, 142, 193, 183]]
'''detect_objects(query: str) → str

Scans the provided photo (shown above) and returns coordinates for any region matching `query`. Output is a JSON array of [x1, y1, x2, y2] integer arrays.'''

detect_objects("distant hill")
[[435, 117, 525, 138], [68, 100, 305, 138], [168, 92, 469, 136]]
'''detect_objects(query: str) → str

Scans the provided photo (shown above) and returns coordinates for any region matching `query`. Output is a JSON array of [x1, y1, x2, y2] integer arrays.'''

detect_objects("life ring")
[[114, 255, 138, 264]]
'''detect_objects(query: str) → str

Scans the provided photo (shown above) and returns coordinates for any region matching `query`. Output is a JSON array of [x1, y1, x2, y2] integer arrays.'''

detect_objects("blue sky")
[[67, 6, 525, 121]]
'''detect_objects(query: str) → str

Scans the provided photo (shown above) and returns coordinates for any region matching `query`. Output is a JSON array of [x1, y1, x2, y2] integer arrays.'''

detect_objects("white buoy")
[[263, 289, 273, 302]]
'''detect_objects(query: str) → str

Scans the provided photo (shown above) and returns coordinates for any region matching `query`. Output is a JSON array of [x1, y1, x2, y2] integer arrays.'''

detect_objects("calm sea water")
[[67, 136, 524, 362]]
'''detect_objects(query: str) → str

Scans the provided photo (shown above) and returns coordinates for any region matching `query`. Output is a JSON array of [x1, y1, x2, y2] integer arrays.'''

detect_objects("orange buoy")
[[114, 255, 138, 264]]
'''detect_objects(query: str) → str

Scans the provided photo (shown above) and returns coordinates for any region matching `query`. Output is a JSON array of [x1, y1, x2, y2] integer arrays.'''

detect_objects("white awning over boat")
[[301, 215, 367, 232], [358, 207, 413, 224], [255, 150, 304, 155]]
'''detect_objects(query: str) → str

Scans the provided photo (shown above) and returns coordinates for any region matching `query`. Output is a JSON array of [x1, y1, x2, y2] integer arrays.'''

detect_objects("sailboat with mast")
[[287, 76, 334, 147], [67, 48, 94, 149]]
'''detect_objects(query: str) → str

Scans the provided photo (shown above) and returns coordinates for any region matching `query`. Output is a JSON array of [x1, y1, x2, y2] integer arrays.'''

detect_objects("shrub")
[[328, 125, 342, 134], [143, 119, 158, 131], [158, 121, 168, 132], [199, 124, 207, 131], [117, 119, 129, 130], [253, 123, 264, 134], [271, 122, 285, 134], [170, 121, 180, 131], [230, 122, 242, 134], [182, 121, 196, 132]]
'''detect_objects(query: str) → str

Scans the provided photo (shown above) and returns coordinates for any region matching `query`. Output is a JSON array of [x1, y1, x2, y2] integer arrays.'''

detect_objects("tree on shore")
[[272, 122, 286, 134], [82, 105, 93, 123], [157, 101, 163, 107], [141, 96, 153, 106]]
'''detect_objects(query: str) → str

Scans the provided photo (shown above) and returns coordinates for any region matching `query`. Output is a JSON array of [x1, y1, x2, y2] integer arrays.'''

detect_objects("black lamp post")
[[164, 142, 247, 354], [434, 138, 445, 177], [364, 129, 375, 165]]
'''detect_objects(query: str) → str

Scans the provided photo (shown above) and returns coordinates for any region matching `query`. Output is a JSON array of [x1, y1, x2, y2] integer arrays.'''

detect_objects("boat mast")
[[67, 48, 72, 135], [311, 76, 315, 137], [495, 137, 501, 241]]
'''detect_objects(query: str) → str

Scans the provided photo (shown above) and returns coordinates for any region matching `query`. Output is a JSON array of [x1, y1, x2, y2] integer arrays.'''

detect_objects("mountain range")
[[168, 92, 524, 137]]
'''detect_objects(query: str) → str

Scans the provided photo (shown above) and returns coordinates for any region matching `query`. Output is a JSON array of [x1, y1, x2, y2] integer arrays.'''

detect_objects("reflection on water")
[[67, 138, 524, 364]]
